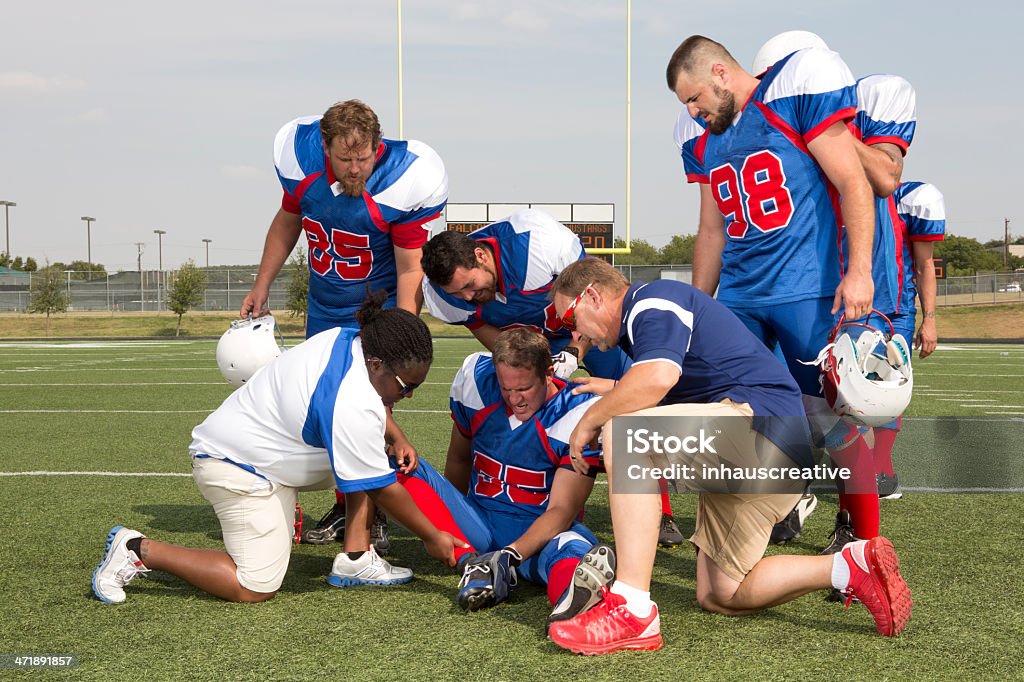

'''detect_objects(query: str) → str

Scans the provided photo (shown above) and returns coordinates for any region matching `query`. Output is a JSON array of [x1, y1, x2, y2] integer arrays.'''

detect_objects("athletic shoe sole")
[[325, 574, 413, 588], [548, 544, 617, 625], [92, 525, 128, 604], [866, 537, 912, 636], [551, 632, 664, 655]]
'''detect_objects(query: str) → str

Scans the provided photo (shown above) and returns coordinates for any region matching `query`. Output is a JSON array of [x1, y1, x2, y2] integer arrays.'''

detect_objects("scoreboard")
[[443, 203, 615, 262]]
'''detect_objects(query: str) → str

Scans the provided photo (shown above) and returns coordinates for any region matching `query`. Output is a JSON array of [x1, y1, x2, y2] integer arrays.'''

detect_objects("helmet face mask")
[[215, 314, 284, 388], [813, 312, 913, 427]]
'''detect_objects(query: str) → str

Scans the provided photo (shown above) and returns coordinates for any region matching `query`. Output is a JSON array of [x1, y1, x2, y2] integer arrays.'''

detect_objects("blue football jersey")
[[675, 48, 858, 306], [893, 182, 946, 317], [847, 75, 917, 315], [424, 209, 584, 340], [449, 352, 602, 520], [274, 116, 448, 327]]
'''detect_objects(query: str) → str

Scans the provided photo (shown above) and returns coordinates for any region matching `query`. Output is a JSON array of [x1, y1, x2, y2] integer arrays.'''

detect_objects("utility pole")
[[81, 216, 96, 279], [0, 200, 15, 261], [153, 229, 166, 309], [1005, 218, 1011, 268], [135, 242, 145, 312]]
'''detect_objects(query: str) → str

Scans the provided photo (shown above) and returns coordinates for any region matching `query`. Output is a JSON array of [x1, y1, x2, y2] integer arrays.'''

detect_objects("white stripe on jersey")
[[857, 75, 916, 124], [763, 48, 856, 104], [898, 183, 946, 220], [450, 352, 488, 412], [625, 298, 694, 352], [545, 397, 599, 445], [274, 115, 321, 182], [422, 279, 472, 324], [371, 140, 449, 213], [507, 209, 585, 291], [673, 108, 705, 151]]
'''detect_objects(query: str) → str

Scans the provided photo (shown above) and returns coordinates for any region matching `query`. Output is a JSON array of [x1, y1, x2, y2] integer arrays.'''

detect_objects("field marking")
[[0, 382, 225, 387], [985, 411, 1024, 416], [935, 398, 996, 402], [1, 367, 217, 372], [394, 409, 450, 414], [0, 341, 205, 349], [918, 389, 1024, 394], [960, 405, 1024, 409], [0, 471, 191, 477], [0, 409, 212, 414], [912, 373, 1024, 377]]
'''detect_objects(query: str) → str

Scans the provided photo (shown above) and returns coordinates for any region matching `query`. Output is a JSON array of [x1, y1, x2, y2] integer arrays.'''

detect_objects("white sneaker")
[[326, 545, 413, 587], [92, 526, 150, 603]]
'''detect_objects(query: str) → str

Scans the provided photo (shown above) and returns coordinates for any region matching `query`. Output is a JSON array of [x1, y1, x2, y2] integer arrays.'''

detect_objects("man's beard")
[[707, 84, 738, 135], [338, 178, 366, 197]]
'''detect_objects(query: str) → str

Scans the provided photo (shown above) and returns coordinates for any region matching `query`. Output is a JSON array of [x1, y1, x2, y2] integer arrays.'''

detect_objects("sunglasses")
[[391, 369, 421, 397], [560, 282, 594, 332]]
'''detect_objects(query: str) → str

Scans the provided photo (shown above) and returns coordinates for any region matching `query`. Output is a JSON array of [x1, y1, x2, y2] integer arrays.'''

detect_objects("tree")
[[612, 237, 661, 265], [66, 260, 107, 280], [285, 248, 309, 324], [11, 256, 23, 270], [28, 262, 68, 336], [166, 259, 208, 336], [24, 257, 37, 272], [660, 234, 697, 264], [934, 234, 1003, 274]]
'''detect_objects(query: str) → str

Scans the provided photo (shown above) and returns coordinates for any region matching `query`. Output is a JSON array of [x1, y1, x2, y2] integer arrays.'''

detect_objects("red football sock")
[[547, 557, 579, 605], [658, 478, 673, 516], [873, 418, 901, 477], [334, 489, 346, 505], [830, 433, 880, 539], [396, 473, 476, 561]]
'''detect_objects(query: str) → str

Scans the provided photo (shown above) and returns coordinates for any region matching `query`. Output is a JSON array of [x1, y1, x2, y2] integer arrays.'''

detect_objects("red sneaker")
[[548, 588, 663, 655], [842, 536, 912, 636]]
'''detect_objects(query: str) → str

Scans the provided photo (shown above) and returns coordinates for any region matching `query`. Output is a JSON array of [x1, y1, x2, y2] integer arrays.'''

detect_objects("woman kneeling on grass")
[[92, 290, 467, 603]]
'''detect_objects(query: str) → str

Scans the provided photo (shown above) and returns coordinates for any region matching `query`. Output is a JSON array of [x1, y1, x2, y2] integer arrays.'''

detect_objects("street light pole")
[[81, 216, 96, 280], [202, 238, 212, 268], [153, 229, 166, 309], [0, 200, 15, 261]]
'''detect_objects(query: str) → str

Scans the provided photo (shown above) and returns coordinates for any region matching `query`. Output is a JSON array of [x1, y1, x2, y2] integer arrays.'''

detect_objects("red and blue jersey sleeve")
[[854, 74, 917, 154], [895, 182, 946, 241], [371, 140, 449, 249], [674, 109, 709, 183], [273, 116, 328, 215], [449, 353, 501, 437], [760, 48, 858, 143]]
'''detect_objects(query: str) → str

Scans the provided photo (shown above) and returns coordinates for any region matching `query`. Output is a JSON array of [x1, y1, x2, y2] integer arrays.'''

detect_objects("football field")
[[0, 338, 1022, 680]]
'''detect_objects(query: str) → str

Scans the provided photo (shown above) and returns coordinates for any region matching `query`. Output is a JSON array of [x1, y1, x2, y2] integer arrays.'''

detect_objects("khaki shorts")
[[604, 399, 801, 583], [192, 457, 297, 593]]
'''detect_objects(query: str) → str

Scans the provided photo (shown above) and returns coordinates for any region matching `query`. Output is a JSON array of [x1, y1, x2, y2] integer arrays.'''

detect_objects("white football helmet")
[[751, 30, 829, 76], [804, 312, 913, 427], [216, 314, 284, 388]]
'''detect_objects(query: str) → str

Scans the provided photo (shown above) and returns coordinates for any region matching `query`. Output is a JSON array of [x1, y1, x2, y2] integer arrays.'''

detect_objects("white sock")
[[610, 580, 653, 618], [831, 540, 868, 591]]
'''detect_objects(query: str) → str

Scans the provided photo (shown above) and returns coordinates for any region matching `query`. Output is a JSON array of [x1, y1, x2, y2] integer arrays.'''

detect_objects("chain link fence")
[[0, 269, 295, 313], [0, 266, 1021, 312]]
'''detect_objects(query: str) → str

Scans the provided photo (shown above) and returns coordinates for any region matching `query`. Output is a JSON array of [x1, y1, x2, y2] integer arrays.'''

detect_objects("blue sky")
[[0, 0, 1018, 270]]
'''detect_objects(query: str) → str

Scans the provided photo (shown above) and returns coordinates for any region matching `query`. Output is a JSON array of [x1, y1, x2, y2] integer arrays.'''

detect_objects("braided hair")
[[355, 289, 433, 370]]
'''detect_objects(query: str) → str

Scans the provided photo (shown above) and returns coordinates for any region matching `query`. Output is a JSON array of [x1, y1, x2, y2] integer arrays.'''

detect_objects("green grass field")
[[0, 339, 1022, 680]]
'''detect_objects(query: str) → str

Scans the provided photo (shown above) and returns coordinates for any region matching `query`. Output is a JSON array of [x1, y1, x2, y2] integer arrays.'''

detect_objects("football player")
[[421, 209, 685, 547], [395, 328, 617, 626], [241, 99, 449, 547], [751, 31, 919, 557], [92, 292, 467, 604], [546, 259, 911, 654]]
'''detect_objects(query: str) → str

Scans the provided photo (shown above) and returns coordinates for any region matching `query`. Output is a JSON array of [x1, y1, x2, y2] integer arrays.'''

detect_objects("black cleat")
[[877, 473, 903, 500], [302, 502, 346, 545], [770, 493, 818, 545], [548, 544, 616, 629], [821, 509, 861, 603], [658, 514, 684, 547], [371, 509, 391, 555]]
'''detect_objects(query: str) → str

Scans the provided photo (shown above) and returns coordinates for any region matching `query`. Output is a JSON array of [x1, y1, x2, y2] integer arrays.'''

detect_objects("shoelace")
[[458, 563, 491, 590]]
